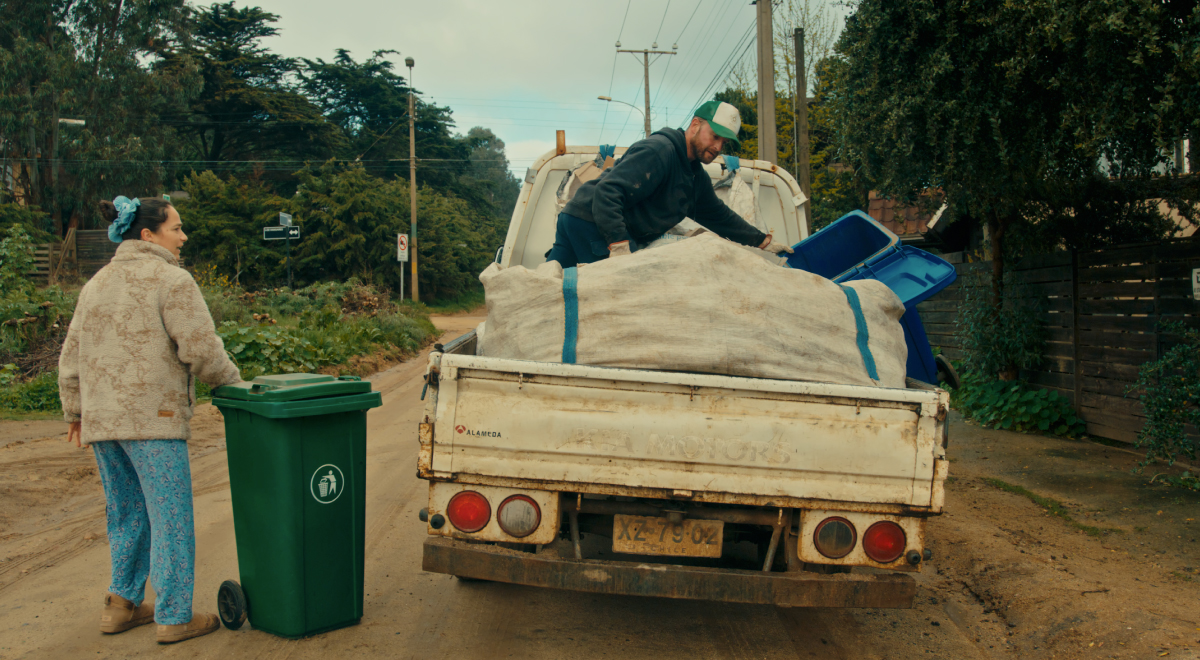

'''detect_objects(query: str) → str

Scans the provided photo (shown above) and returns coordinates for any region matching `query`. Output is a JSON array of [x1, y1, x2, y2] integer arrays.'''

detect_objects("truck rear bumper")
[[422, 537, 916, 608]]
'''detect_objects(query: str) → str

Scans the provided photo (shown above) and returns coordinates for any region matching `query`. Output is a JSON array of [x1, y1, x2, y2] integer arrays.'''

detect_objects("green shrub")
[[951, 371, 1085, 437], [955, 269, 1045, 380], [1131, 322, 1199, 468], [0, 225, 36, 297], [217, 322, 328, 379], [0, 371, 61, 412]]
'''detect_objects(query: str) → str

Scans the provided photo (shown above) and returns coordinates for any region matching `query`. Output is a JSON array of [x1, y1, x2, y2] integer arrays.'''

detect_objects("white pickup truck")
[[416, 146, 949, 608]]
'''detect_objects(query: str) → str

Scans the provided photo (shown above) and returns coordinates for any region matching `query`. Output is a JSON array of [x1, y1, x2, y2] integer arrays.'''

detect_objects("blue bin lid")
[[786, 210, 957, 308], [786, 210, 899, 281]]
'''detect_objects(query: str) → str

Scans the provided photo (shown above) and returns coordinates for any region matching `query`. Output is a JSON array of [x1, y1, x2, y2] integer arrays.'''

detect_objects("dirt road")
[[1, 314, 1197, 659]]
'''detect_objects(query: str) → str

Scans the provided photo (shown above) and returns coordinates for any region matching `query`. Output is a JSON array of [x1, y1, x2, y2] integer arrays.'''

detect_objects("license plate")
[[612, 515, 723, 558]]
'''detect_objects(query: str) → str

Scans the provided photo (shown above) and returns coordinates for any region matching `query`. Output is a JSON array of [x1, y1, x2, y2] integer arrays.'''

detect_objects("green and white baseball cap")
[[694, 100, 742, 147]]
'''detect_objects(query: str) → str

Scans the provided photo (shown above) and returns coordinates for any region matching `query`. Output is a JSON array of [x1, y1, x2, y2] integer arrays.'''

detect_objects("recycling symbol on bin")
[[310, 464, 345, 504]]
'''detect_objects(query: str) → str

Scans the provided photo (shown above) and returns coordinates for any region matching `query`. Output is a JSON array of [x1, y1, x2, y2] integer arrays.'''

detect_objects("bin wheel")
[[217, 580, 248, 630], [935, 354, 961, 390]]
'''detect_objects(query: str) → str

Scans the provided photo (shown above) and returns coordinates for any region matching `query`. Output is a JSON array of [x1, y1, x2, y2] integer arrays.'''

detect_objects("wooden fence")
[[917, 238, 1200, 443], [75, 230, 117, 278]]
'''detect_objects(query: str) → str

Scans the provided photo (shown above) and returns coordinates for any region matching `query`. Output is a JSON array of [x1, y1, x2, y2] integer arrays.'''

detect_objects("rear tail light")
[[813, 517, 856, 559], [863, 521, 906, 563], [446, 491, 491, 533], [496, 495, 541, 538]]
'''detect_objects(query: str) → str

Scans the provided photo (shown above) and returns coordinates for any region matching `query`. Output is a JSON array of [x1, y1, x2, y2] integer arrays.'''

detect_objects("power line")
[[653, 0, 672, 44], [672, 11, 755, 112], [599, 0, 635, 145], [657, 0, 739, 103], [651, 0, 706, 126], [610, 79, 648, 147], [686, 22, 757, 117], [616, 0, 633, 43]]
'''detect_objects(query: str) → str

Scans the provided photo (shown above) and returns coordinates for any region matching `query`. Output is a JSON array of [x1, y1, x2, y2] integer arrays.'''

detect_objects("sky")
[[251, 0, 844, 176]]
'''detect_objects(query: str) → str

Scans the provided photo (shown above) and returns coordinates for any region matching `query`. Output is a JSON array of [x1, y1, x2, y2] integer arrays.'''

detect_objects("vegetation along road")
[[0, 314, 1193, 659]]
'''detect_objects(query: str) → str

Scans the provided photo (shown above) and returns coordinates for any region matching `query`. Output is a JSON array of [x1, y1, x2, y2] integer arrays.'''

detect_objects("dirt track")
[[0, 313, 1197, 659]]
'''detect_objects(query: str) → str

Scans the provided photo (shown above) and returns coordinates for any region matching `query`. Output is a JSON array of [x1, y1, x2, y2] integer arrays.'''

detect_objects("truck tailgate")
[[424, 354, 947, 510]]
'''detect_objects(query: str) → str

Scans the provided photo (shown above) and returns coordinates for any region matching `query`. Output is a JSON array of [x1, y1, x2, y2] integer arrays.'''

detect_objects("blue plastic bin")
[[788, 211, 957, 384]]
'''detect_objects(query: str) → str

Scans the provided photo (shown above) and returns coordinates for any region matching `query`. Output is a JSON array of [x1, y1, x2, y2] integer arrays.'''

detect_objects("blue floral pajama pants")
[[92, 439, 195, 625]]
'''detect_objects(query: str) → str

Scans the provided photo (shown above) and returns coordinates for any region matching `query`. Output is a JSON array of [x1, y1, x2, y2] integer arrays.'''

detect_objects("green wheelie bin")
[[212, 373, 382, 638]]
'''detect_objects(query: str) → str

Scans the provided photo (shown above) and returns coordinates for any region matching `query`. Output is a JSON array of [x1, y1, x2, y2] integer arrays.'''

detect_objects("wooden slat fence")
[[918, 238, 1200, 443], [76, 230, 117, 278]]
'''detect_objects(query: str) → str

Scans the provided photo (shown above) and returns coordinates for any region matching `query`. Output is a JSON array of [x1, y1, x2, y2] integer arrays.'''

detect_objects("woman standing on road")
[[58, 196, 241, 645]]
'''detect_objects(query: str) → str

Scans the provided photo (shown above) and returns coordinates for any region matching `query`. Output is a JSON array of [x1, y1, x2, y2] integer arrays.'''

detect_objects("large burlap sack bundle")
[[478, 233, 908, 388]]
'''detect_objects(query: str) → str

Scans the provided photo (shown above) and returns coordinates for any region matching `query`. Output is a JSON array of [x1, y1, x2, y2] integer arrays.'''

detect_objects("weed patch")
[[952, 372, 1085, 437], [982, 477, 1123, 536]]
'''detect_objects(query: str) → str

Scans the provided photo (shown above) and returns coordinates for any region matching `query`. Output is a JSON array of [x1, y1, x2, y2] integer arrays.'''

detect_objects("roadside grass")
[[1, 278, 438, 415], [422, 288, 485, 314], [0, 410, 61, 422], [982, 477, 1124, 537]]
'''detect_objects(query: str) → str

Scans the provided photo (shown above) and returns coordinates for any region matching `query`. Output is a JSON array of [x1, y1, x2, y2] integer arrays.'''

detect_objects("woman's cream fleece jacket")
[[58, 240, 241, 444]]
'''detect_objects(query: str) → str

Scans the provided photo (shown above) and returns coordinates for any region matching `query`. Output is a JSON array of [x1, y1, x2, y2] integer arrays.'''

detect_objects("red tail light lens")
[[813, 517, 857, 559], [863, 521, 906, 563], [446, 491, 491, 533], [497, 495, 541, 538]]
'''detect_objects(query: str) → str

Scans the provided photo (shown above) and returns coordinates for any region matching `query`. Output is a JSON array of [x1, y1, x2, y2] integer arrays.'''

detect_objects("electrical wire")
[[650, 0, 705, 126], [673, 12, 755, 113], [656, 0, 738, 105], [598, 0, 635, 145], [653, 0, 672, 45]]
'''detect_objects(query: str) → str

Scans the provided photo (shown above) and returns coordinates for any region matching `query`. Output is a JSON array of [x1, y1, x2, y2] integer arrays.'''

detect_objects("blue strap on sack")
[[839, 284, 879, 381], [722, 155, 741, 172], [597, 145, 616, 164], [562, 267, 579, 363]]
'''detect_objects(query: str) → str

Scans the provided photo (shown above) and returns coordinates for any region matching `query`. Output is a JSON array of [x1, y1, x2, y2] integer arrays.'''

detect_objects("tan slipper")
[[156, 613, 219, 644], [99, 592, 155, 634]]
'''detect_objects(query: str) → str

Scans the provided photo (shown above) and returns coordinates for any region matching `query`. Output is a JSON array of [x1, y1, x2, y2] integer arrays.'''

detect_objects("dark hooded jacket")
[[562, 127, 767, 248]]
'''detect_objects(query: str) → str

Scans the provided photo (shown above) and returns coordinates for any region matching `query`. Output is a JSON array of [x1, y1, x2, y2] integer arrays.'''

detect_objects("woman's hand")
[[67, 421, 82, 448]]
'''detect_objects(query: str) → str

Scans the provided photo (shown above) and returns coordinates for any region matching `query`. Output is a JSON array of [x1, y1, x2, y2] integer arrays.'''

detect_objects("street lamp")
[[406, 56, 418, 303], [597, 96, 649, 138]]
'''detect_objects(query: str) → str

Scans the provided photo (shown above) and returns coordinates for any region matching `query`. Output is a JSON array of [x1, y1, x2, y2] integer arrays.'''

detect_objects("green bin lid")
[[213, 373, 372, 402]]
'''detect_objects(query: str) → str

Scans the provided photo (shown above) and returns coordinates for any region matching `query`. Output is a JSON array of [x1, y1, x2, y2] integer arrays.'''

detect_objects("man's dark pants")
[[545, 212, 614, 268]]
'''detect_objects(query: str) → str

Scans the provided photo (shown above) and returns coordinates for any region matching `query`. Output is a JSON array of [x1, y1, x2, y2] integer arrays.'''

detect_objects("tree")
[[0, 0, 196, 232], [174, 170, 293, 289], [156, 2, 344, 168], [833, 0, 1198, 377], [300, 48, 411, 177], [461, 127, 521, 219], [288, 162, 500, 300]]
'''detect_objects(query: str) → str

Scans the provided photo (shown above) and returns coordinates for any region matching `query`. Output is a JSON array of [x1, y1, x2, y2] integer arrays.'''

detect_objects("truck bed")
[[420, 333, 948, 515]]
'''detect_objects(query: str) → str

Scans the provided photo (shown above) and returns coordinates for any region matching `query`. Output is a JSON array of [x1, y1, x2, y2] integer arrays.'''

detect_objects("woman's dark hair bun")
[[99, 200, 119, 223]]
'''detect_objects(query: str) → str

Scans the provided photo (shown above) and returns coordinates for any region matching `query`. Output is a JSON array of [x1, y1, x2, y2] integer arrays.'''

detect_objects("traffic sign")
[[397, 234, 409, 262], [264, 226, 300, 240], [279, 212, 292, 227]]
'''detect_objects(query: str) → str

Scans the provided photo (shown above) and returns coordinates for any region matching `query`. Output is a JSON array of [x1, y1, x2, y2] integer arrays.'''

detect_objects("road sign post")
[[263, 225, 300, 289], [397, 234, 409, 300]]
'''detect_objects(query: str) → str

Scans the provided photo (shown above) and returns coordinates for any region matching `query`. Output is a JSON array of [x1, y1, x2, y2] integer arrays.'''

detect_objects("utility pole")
[[617, 48, 676, 138], [756, 0, 776, 165], [406, 56, 419, 303], [793, 28, 811, 220]]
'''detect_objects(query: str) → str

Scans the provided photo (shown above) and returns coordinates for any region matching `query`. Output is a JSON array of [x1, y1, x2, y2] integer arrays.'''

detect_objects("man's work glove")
[[759, 234, 794, 254], [608, 241, 632, 257]]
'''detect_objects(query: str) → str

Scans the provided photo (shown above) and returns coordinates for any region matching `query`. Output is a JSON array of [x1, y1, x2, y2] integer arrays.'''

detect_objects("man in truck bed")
[[546, 100, 794, 267]]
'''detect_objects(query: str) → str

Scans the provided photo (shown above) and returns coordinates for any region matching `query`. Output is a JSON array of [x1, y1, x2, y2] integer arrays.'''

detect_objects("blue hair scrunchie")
[[107, 196, 141, 243]]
